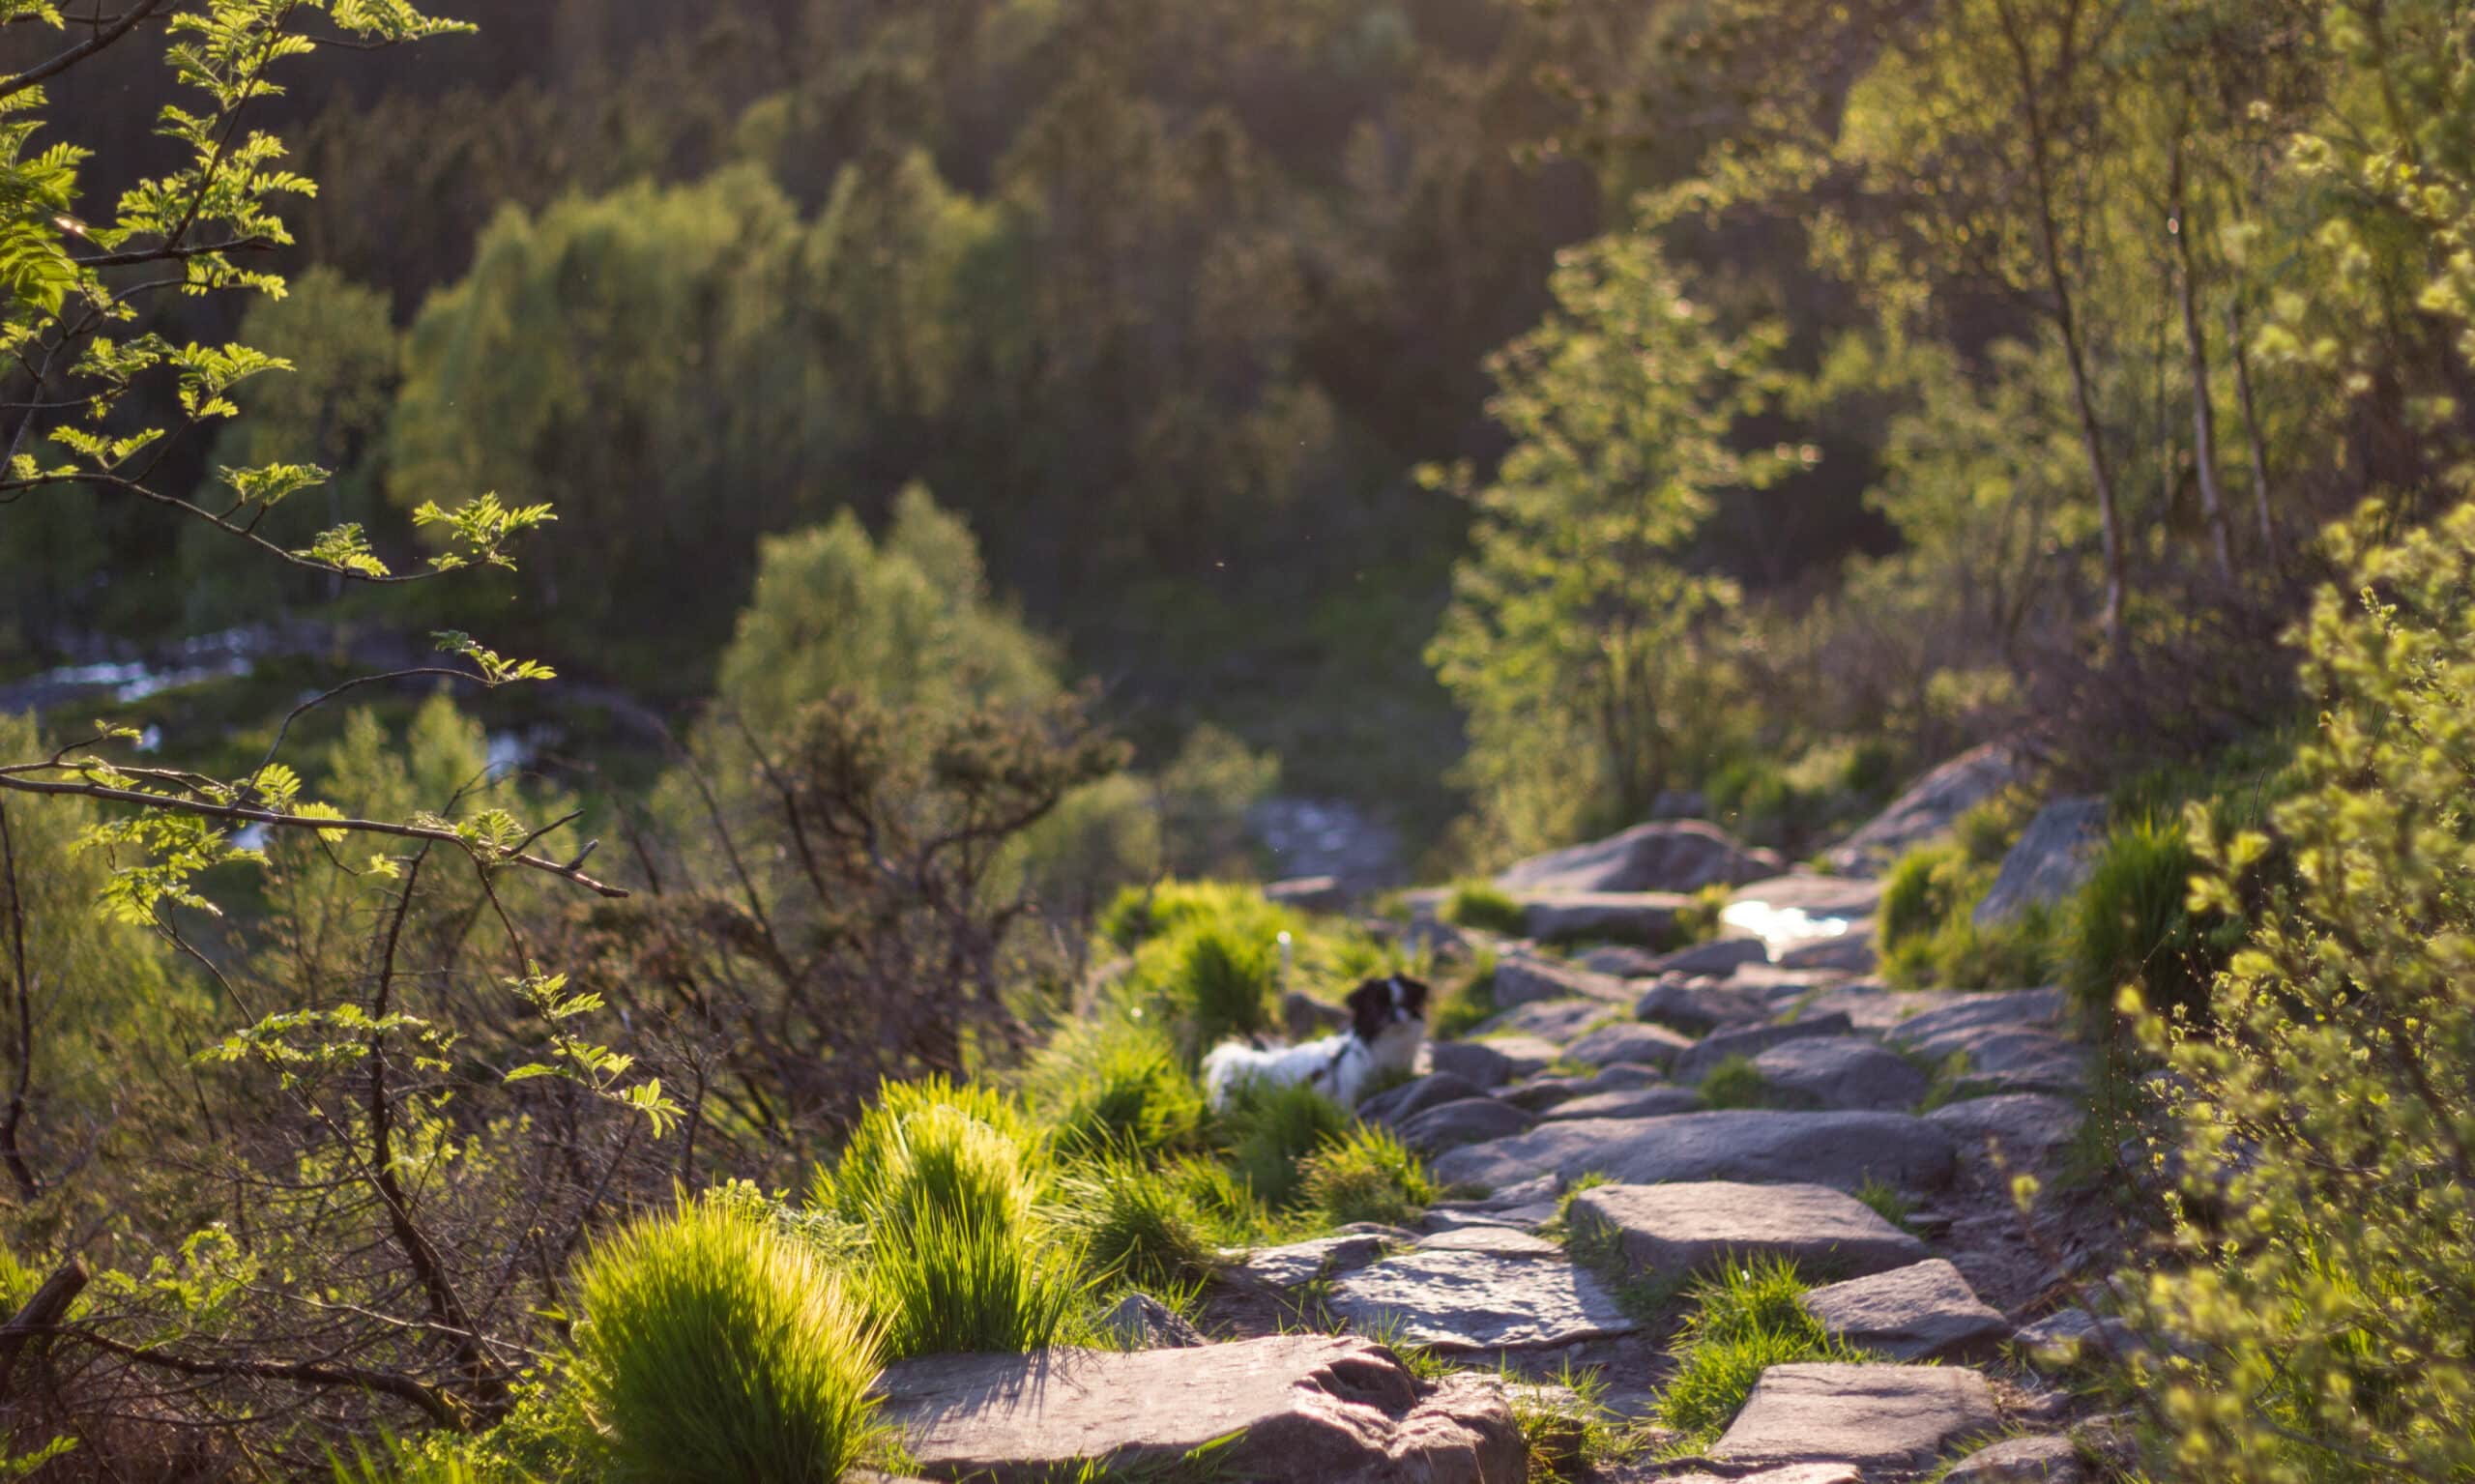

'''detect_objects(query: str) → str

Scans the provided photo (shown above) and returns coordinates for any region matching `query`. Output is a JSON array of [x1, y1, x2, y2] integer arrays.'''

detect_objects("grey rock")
[[1792, 985, 1965, 1034], [1569, 1180, 1928, 1280], [1777, 931, 1879, 974], [1650, 936, 1774, 977], [1825, 742, 2022, 874], [1397, 1098, 1537, 1155], [1674, 1011, 1857, 1085], [1944, 1435, 2089, 1484], [1635, 977, 1768, 1034], [1800, 1260, 2011, 1361], [1465, 1035, 1560, 1080], [1666, 1469, 1860, 1484], [1328, 1243, 1641, 1352], [1430, 1110, 1959, 1194], [1576, 945, 1666, 976], [2017, 1308, 2141, 1370], [1729, 873, 1887, 920], [1975, 797, 2108, 928], [1360, 1072, 1489, 1129], [1562, 1020, 1694, 1070], [1285, 989, 1352, 1041], [1928, 1093, 2085, 1173], [1426, 1040, 1512, 1090], [1945, 1031, 2089, 1098], [1488, 954, 1632, 1009], [1496, 1062, 1666, 1112], [877, 1336, 1528, 1484], [1099, 1292, 1207, 1350], [1520, 892, 1688, 946], [1411, 1227, 1564, 1257], [1752, 1036, 1930, 1113], [1472, 997, 1615, 1043], [1889, 988, 2065, 1058], [1540, 1087, 1703, 1121], [1711, 1363, 2000, 1469], [1228, 1232, 1398, 1291], [1499, 820, 1782, 895]]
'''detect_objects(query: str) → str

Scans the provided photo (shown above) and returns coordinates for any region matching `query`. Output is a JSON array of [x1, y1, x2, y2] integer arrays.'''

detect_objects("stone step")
[[1569, 1180, 1928, 1280], [1709, 1362, 1999, 1470], [1431, 1109, 1958, 1194]]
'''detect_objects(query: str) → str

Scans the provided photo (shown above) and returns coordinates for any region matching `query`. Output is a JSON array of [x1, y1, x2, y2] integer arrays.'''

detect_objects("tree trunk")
[[2228, 294, 2274, 547], [2170, 138, 2233, 580]]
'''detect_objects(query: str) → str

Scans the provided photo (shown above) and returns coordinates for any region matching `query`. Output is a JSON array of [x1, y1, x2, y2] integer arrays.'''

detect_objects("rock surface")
[[1635, 978, 1766, 1034], [1474, 997, 1617, 1042], [1648, 937, 1773, 977], [1943, 1434, 2091, 1484], [878, 1336, 1528, 1484], [1397, 1097, 1537, 1155], [1230, 1232, 1398, 1292], [1426, 1040, 1513, 1090], [1674, 1011, 1857, 1085], [1928, 1093, 2085, 1173], [1570, 1180, 1928, 1279], [1327, 1239, 1641, 1352], [1824, 742, 2021, 873], [1538, 1087, 1703, 1121], [1710, 1363, 2000, 1469], [1974, 797, 2108, 927], [1488, 955, 1632, 1010], [1432, 1110, 1959, 1193], [1752, 1036, 1930, 1112], [1360, 1072, 1490, 1129], [1561, 1019, 1694, 1070], [1799, 1260, 2011, 1361], [1520, 892, 1689, 946], [1098, 1292, 1207, 1350], [1498, 820, 1780, 895], [1497, 1063, 1664, 1112]]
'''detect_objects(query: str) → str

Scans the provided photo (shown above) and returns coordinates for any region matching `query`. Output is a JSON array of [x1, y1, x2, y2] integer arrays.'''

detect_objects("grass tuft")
[[1697, 1055, 1770, 1110], [1057, 1156, 1219, 1295], [1853, 1178, 1913, 1231], [1218, 1080, 1352, 1209], [1029, 1015, 1208, 1159], [1654, 1256, 1862, 1448], [1296, 1124, 1436, 1227], [1442, 881, 1529, 936]]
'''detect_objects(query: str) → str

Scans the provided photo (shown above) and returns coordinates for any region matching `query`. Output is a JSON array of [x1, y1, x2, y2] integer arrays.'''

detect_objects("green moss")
[[1442, 880, 1529, 936], [1697, 1055, 1771, 1110]]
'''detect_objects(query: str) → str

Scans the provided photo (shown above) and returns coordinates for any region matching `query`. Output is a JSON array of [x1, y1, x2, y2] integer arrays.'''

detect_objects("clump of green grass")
[[1655, 1257, 1862, 1448], [1698, 1055, 1771, 1110], [1057, 1156, 1219, 1295], [1098, 879, 1291, 951], [2067, 816, 2233, 1033], [816, 1084, 1080, 1358], [1134, 917, 1278, 1055], [1219, 1081, 1351, 1208], [1429, 949, 1500, 1040], [570, 1199, 886, 1484], [1443, 880, 1529, 936], [1669, 884, 1733, 947], [1296, 1124, 1436, 1227], [1878, 842, 1966, 950], [1853, 1178, 1913, 1231], [1027, 1014, 1208, 1159]]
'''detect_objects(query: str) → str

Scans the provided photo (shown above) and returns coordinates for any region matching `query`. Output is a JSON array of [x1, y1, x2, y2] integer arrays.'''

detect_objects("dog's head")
[[1346, 974, 1430, 1046]]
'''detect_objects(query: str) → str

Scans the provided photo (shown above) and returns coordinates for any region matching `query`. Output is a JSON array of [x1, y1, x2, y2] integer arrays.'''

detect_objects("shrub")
[[1655, 1258, 1859, 1447], [1697, 1055, 1770, 1110], [813, 1077, 1044, 1226], [1296, 1125, 1437, 1227], [2122, 501, 2475, 1479], [1878, 842, 1967, 950], [1056, 1157, 1218, 1295], [1027, 1015, 1207, 1159], [1219, 1081, 1351, 1208], [1442, 881, 1529, 936], [2067, 817, 2229, 1033], [1429, 950, 1500, 1040], [571, 1200, 885, 1484]]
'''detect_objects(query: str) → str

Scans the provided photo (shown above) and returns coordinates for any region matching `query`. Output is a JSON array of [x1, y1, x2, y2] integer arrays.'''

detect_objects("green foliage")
[[1429, 950, 1500, 1041], [1878, 831, 2062, 991], [2125, 499, 2475, 1478], [1879, 843, 1969, 951], [1218, 1081, 1351, 1210], [1697, 1056, 1770, 1111], [1853, 1178, 1913, 1232], [1295, 1125, 1436, 1228], [1655, 1258, 1861, 1448], [2067, 818, 2229, 1033], [1028, 1015, 1208, 1162], [1441, 881, 1527, 937], [812, 1077, 1044, 1228], [1132, 918, 1278, 1058], [570, 1198, 885, 1484], [1098, 880, 1290, 954], [1056, 1157, 1219, 1295]]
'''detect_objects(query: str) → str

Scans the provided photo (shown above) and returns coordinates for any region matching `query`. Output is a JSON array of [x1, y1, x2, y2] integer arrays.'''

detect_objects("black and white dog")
[[1202, 974, 1430, 1110]]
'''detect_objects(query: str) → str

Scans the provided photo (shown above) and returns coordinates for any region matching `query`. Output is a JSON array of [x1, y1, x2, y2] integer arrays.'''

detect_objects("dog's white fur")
[[1202, 974, 1428, 1110]]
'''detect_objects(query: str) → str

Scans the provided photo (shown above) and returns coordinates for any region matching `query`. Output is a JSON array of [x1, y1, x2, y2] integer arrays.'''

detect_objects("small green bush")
[[1097, 879, 1288, 952], [1219, 1081, 1350, 1208], [1442, 881, 1529, 936], [1429, 950, 1500, 1040], [1296, 1125, 1437, 1227], [1058, 1157, 1218, 1294], [1697, 1055, 1770, 1110], [1028, 1015, 1208, 1159], [1878, 842, 1967, 949], [2067, 817, 2229, 1032], [571, 1200, 885, 1484], [813, 1077, 1044, 1226], [1655, 1257, 1859, 1447]]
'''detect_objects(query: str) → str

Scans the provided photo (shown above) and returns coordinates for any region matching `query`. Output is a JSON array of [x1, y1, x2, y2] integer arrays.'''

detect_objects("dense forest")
[[4, 0, 2475, 1479]]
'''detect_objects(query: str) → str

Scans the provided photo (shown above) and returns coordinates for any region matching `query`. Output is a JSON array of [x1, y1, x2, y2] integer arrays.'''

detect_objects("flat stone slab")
[[1753, 1036, 1929, 1113], [1800, 1260, 2010, 1360], [1711, 1363, 1999, 1469], [1500, 820, 1780, 895], [1944, 1434, 2089, 1484], [1792, 985, 1965, 1034], [1636, 978, 1767, 1034], [1328, 1241, 1642, 1352], [1777, 932, 1878, 974], [1570, 1181, 1927, 1279], [878, 1336, 1528, 1483], [1426, 1041, 1512, 1090], [1539, 1087, 1702, 1121], [1230, 1233, 1398, 1291], [1928, 1094, 2085, 1173], [1360, 1072, 1489, 1128], [1649, 937, 1773, 977], [1890, 989, 2065, 1058], [1472, 998, 1614, 1042], [1498, 1062, 1665, 1112], [1824, 742, 2019, 874], [1668, 1468, 1860, 1484], [1562, 1020, 1693, 1070], [1431, 1110, 1958, 1193], [1520, 892, 1686, 946], [1469, 1034, 1560, 1079], [1674, 1011, 1857, 1084], [1398, 1097, 1536, 1154], [1488, 955, 1632, 1009]]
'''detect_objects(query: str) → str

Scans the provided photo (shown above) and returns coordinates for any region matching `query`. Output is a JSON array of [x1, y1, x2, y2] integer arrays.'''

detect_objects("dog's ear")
[[1345, 977, 1394, 1040], [1393, 975, 1430, 1017]]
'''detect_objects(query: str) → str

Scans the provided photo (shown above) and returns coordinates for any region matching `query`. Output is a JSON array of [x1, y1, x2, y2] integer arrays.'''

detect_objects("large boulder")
[[1673, 1011, 1857, 1085], [1519, 892, 1687, 946], [1561, 1020, 1694, 1070], [1397, 1098, 1537, 1155], [1752, 1036, 1930, 1113], [877, 1336, 1528, 1484], [1499, 820, 1781, 895], [1327, 1232, 1641, 1352], [1426, 1041, 1513, 1090], [1710, 1363, 2000, 1470], [1569, 1181, 1927, 1280], [1635, 977, 1768, 1034], [1431, 1110, 1959, 1193], [1824, 743, 2022, 875], [1799, 1260, 2011, 1361], [1974, 798, 2108, 927]]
